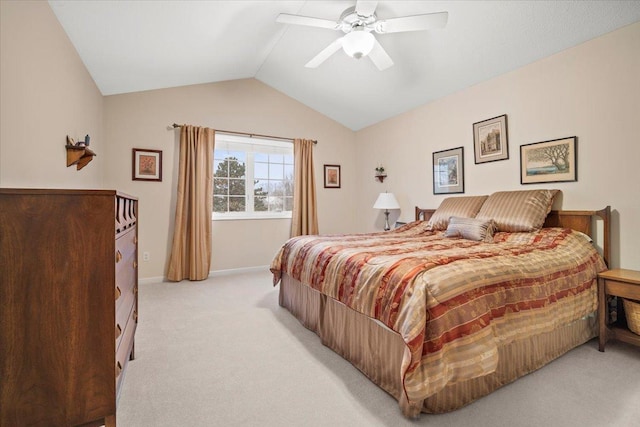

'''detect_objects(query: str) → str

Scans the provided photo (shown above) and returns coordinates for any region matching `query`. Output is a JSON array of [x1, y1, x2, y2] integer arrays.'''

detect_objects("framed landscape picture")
[[433, 147, 464, 194], [132, 148, 162, 182], [324, 164, 341, 188], [520, 136, 577, 184], [473, 114, 509, 164]]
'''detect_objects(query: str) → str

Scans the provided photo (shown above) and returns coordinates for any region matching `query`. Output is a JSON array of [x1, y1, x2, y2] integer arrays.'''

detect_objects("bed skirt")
[[279, 273, 597, 416]]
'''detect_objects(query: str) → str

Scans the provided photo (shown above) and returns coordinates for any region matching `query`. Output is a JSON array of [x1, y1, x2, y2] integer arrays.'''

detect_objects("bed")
[[270, 190, 610, 418]]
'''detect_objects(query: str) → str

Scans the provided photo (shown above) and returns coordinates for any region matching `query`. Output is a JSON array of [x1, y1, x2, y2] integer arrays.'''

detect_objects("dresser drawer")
[[115, 306, 137, 392], [115, 227, 137, 269], [115, 283, 136, 351], [116, 254, 136, 300], [116, 306, 138, 354]]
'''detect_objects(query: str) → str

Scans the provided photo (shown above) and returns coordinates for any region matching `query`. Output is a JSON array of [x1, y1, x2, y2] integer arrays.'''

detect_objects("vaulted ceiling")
[[49, 1, 640, 130]]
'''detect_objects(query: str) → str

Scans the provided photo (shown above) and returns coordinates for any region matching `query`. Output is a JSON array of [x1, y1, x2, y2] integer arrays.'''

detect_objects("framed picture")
[[132, 148, 162, 182], [473, 114, 509, 164], [520, 137, 577, 184], [323, 164, 341, 188], [433, 147, 464, 194]]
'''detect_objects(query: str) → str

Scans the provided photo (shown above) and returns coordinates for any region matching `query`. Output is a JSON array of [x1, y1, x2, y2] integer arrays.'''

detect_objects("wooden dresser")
[[0, 189, 138, 427]]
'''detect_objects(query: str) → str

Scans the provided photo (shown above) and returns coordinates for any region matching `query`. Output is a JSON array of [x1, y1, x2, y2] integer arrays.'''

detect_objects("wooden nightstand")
[[598, 269, 640, 351]]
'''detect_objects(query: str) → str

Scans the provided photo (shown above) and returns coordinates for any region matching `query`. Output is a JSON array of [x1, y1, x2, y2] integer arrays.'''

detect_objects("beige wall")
[[0, 0, 103, 188], [356, 22, 640, 270], [2, 0, 637, 277], [0, 2, 356, 281], [103, 79, 357, 279]]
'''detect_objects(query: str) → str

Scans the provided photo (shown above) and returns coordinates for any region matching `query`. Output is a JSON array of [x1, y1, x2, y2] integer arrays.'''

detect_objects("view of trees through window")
[[213, 142, 294, 217]]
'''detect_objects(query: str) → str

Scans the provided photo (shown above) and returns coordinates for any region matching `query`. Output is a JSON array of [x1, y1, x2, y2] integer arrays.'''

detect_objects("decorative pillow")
[[427, 195, 489, 230], [475, 190, 559, 232], [444, 217, 496, 242]]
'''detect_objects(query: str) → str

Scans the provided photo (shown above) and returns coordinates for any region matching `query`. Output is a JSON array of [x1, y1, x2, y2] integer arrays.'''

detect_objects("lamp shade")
[[342, 29, 375, 59], [373, 192, 400, 210]]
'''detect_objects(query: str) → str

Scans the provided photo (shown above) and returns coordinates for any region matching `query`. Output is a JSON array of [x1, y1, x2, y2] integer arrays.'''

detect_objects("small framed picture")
[[473, 114, 509, 164], [132, 148, 162, 182], [324, 164, 341, 188], [433, 147, 464, 194], [520, 137, 577, 184]]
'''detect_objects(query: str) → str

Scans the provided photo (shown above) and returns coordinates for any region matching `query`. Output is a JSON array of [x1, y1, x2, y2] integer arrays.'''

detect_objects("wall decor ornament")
[[433, 146, 464, 194], [132, 148, 163, 182], [473, 114, 509, 164], [65, 135, 95, 170], [520, 136, 577, 184], [323, 164, 341, 188]]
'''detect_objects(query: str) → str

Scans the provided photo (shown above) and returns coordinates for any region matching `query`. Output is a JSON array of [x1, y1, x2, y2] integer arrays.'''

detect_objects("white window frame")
[[213, 134, 293, 221]]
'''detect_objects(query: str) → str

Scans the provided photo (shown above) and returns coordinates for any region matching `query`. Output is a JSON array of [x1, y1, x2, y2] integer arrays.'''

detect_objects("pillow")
[[475, 190, 559, 232], [427, 195, 489, 230], [444, 217, 496, 242]]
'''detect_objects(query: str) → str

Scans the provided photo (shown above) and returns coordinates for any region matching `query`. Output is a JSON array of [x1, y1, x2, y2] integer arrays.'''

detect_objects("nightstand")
[[598, 269, 640, 351]]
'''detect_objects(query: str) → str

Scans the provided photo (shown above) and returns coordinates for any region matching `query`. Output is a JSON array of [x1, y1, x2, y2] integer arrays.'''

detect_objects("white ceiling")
[[49, 1, 640, 131]]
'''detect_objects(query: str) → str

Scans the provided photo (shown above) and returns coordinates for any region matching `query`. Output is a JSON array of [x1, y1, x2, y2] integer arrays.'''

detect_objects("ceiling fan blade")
[[375, 11, 448, 34], [355, 0, 378, 17], [305, 37, 344, 68], [276, 13, 340, 30], [368, 38, 393, 71]]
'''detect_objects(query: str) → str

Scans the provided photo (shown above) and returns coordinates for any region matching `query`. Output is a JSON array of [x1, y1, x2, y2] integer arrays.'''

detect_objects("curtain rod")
[[170, 123, 317, 144]]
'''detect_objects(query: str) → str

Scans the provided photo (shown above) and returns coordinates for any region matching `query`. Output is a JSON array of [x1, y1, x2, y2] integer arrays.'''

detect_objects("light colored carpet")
[[117, 271, 640, 427]]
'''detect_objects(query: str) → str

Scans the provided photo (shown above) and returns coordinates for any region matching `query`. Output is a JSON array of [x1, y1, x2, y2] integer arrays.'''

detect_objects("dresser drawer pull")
[[133, 260, 138, 269], [133, 310, 138, 322], [115, 286, 122, 301], [134, 235, 138, 244], [115, 250, 122, 263], [133, 285, 138, 296], [116, 361, 123, 378], [115, 324, 122, 340]]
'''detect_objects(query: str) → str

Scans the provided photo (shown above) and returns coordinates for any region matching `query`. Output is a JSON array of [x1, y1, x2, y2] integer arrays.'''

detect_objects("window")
[[213, 134, 294, 220]]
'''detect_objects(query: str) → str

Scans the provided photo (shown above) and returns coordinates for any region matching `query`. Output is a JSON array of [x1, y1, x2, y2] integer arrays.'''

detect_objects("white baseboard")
[[209, 265, 270, 277], [138, 265, 270, 284], [139, 276, 165, 285]]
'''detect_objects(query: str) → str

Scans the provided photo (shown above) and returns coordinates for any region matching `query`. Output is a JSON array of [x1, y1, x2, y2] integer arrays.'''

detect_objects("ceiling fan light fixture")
[[342, 30, 375, 59], [278, 5, 448, 69]]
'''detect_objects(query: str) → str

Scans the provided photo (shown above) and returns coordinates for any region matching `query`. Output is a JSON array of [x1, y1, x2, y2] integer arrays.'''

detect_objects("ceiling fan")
[[276, 0, 448, 70]]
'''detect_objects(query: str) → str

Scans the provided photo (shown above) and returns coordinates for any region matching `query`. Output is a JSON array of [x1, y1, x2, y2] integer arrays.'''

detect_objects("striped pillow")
[[444, 217, 496, 241], [427, 195, 488, 230], [476, 190, 559, 232]]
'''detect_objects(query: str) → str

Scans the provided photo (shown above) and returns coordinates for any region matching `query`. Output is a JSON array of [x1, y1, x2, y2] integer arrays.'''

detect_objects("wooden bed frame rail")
[[415, 206, 611, 267]]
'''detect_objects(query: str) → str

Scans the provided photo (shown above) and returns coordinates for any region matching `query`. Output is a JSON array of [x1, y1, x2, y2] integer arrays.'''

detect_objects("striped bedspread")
[[270, 221, 606, 411]]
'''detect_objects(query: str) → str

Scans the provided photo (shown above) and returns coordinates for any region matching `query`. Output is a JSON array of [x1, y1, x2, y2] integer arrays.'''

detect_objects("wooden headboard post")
[[415, 205, 611, 267], [598, 206, 611, 268], [544, 206, 610, 267], [415, 207, 435, 222]]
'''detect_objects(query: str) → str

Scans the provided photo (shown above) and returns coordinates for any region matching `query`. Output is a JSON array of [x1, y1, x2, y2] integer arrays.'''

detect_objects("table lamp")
[[373, 192, 400, 231]]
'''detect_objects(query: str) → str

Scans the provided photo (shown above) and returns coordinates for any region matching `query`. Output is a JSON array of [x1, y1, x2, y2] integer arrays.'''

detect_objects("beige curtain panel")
[[291, 138, 319, 237], [167, 125, 215, 281]]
